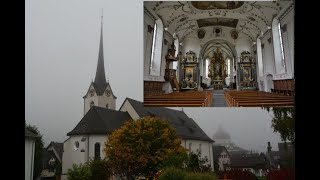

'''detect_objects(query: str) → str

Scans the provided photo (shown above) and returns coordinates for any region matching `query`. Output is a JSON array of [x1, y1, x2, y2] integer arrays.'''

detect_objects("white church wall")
[[278, 7, 294, 80], [182, 37, 201, 58], [84, 85, 99, 115], [119, 99, 140, 120], [260, 30, 276, 92], [88, 135, 108, 160], [62, 136, 87, 180], [235, 37, 253, 58], [97, 86, 116, 110], [25, 138, 35, 180]]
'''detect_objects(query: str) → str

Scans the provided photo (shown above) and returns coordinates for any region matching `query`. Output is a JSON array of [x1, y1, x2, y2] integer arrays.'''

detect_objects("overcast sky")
[[25, 0, 281, 153]]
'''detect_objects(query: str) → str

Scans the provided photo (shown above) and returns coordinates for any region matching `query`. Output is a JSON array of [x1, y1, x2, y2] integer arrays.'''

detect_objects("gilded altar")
[[238, 51, 257, 90], [208, 48, 226, 89], [180, 50, 199, 89]]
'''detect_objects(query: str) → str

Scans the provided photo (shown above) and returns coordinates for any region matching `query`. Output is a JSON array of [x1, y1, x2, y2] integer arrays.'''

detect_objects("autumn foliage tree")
[[104, 116, 187, 179]]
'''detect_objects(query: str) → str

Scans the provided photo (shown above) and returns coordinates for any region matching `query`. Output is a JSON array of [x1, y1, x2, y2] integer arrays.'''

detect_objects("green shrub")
[[67, 163, 91, 180], [67, 159, 110, 180], [158, 167, 186, 180], [184, 172, 217, 180]]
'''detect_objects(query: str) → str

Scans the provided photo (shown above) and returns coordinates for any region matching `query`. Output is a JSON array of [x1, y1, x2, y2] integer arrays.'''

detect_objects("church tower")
[[83, 16, 116, 115]]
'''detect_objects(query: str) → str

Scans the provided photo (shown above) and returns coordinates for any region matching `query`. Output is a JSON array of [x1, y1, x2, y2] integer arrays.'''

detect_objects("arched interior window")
[[256, 38, 264, 77], [272, 18, 286, 74], [90, 101, 94, 108], [205, 58, 210, 78], [278, 22, 285, 68], [94, 142, 100, 160], [150, 19, 164, 76]]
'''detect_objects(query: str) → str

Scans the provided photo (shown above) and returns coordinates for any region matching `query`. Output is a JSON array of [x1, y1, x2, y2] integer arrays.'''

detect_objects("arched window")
[[278, 22, 285, 68], [189, 143, 192, 152], [90, 101, 94, 108], [106, 104, 109, 109], [256, 38, 264, 77], [206, 58, 210, 78], [94, 142, 100, 160], [272, 18, 286, 74], [150, 19, 164, 76]]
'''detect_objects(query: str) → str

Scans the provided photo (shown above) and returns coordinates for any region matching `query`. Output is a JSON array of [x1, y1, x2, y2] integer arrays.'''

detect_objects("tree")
[[104, 116, 187, 179], [26, 123, 44, 180], [270, 107, 295, 145], [186, 151, 211, 173]]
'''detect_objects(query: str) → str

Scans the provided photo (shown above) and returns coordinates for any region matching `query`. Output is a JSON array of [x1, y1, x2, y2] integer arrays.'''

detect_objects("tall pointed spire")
[[93, 12, 108, 95]]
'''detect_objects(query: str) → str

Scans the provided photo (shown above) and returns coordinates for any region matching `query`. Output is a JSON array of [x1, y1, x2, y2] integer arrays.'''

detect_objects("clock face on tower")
[[105, 90, 111, 97]]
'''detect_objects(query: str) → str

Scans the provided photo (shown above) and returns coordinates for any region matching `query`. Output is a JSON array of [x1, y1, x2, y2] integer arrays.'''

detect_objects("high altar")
[[208, 48, 226, 90]]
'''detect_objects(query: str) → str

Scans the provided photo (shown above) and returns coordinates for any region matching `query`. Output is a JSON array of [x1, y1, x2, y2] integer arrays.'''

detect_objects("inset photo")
[[143, 1, 294, 107]]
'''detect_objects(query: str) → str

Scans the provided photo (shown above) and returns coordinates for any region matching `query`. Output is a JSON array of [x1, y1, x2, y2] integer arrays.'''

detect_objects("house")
[[212, 145, 231, 171], [41, 142, 63, 180], [229, 151, 269, 177], [25, 128, 39, 180]]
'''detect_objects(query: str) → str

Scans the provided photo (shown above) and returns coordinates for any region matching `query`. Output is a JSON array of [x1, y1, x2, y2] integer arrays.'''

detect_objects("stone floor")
[[211, 89, 227, 107]]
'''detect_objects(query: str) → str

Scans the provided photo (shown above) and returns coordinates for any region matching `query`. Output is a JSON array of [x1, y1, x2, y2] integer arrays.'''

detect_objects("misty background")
[[25, 0, 281, 153]]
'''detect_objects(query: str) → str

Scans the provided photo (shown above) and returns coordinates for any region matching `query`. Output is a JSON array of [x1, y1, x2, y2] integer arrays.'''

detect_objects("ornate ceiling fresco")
[[191, 1, 244, 10], [197, 18, 239, 28], [144, 1, 294, 42]]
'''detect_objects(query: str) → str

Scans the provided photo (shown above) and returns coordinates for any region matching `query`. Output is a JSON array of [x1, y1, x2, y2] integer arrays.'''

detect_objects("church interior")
[[143, 1, 294, 107]]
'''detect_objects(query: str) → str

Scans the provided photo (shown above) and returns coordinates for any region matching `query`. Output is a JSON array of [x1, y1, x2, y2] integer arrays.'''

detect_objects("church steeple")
[[94, 15, 107, 92], [83, 13, 116, 115]]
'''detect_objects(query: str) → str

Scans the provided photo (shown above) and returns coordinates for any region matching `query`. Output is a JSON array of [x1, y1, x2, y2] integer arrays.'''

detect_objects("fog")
[[25, 0, 281, 153]]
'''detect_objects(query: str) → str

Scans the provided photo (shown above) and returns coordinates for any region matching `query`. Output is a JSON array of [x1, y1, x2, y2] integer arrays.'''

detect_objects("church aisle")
[[212, 90, 227, 107]]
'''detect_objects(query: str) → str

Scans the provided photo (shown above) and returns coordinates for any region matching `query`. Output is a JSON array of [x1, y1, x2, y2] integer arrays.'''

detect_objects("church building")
[[61, 17, 214, 179], [143, 1, 294, 107]]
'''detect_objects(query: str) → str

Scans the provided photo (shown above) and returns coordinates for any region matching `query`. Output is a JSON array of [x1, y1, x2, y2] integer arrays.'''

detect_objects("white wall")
[[119, 99, 140, 120], [97, 85, 116, 110], [88, 135, 108, 160], [25, 138, 36, 180], [182, 37, 201, 58], [278, 7, 294, 79], [62, 135, 108, 180], [259, 30, 276, 92]]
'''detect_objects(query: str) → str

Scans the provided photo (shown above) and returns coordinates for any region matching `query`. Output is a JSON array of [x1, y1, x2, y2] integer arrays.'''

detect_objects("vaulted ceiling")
[[144, 1, 294, 43]]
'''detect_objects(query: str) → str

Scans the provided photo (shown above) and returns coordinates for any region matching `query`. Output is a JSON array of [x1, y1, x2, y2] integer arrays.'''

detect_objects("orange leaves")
[[104, 116, 187, 177]]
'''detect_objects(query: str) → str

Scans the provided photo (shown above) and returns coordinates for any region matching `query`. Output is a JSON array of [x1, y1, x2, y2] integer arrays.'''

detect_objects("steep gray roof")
[[47, 142, 63, 162], [93, 20, 108, 96], [25, 128, 39, 138], [125, 98, 214, 142], [230, 153, 268, 169], [67, 106, 131, 136]]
